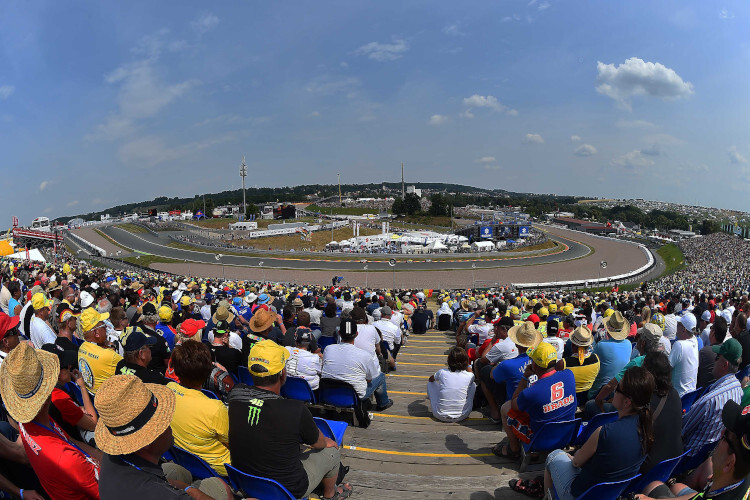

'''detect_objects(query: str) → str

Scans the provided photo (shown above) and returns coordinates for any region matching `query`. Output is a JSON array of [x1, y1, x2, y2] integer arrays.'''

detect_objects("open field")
[[118, 223, 148, 234], [657, 243, 685, 276], [233, 226, 383, 252]]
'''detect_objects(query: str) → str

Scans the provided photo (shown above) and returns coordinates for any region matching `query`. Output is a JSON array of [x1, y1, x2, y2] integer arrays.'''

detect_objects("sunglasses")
[[615, 385, 632, 399]]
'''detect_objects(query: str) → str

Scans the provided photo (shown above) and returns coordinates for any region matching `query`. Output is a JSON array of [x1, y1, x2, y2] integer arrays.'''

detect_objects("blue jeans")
[[365, 372, 389, 407], [546, 449, 581, 500], [583, 400, 615, 420]]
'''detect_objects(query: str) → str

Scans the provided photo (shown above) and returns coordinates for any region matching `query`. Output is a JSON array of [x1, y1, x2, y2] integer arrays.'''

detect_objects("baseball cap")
[[527, 342, 557, 369], [120, 326, 157, 352], [180, 296, 193, 307], [547, 319, 559, 336], [527, 313, 540, 324], [0, 313, 21, 342], [80, 308, 110, 333], [179, 319, 205, 338], [721, 400, 750, 462], [158, 306, 173, 323], [701, 310, 712, 322], [295, 327, 312, 344], [248, 339, 290, 376], [713, 338, 743, 366], [637, 323, 663, 343], [214, 320, 230, 334], [494, 316, 515, 328], [257, 294, 270, 305], [40, 343, 78, 368], [80, 291, 95, 308], [31, 293, 52, 310], [339, 318, 358, 338], [380, 306, 392, 316], [141, 302, 157, 316], [679, 312, 697, 332]]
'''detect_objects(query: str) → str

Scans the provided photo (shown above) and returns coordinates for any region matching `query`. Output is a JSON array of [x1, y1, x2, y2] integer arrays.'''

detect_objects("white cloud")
[[611, 150, 655, 169], [191, 13, 220, 35], [615, 119, 658, 130], [523, 133, 544, 144], [427, 114, 448, 125], [729, 146, 747, 164], [596, 57, 694, 109], [305, 75, 360, 95], [463, 94, 505, 111], [43, 207, 53, 214], [507, 109, 518, 116], [39, 181, 49, 191], [0, 85, 14, 99], [475, 156, 497, 164], [308, 111, 321, 118], [66, 200, 80, 208], [459, 109, 475, 119], [483, 164, 501, 171], [354, 37, 409, 61], [537, 1, 551, 11], [442, 24, 467, 36], [719, 8, 734, 20], [640, 143, 661, 156], [570, 135, 581, 142], [574, 144, 597, 156]]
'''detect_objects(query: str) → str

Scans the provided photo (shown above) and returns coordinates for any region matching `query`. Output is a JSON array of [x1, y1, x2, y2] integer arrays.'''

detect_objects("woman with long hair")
[[543, 366, 655, 500], [426, 346, 476, 422]]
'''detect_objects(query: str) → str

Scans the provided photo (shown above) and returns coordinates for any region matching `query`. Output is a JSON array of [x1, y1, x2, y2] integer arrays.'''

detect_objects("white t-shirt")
[[354, 324, 381, 356], [207, 329, 243, 351], [664, 314, 678, 340], [390, 311, 404, 330], [700, 325, 711, 348], [321, 343, 380, 397], [285, 347, 322, 390], [200, 304, 212, 322], [467, 322, 492, 345], [669, 336, 698, 396], [660, 335, 672, 355], [18, 302, 32, 336], [428, 369, 476, 421], [30, 316, 57, 348], [485, 337, 518, 364], [374, 319, 401, 350], [305, 307, 323, 325], [543, 337, 565, 361]]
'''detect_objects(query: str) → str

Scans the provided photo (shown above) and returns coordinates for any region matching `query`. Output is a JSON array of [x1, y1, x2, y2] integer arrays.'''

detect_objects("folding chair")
[[169, 446, 221, 480], [680, 389, 702, 414], [314, 417, 348, 446], [280, 376, 316, 403], [317, 335, 336, 352], [672, 441, 718, 477], [520, 419, 582, 472], [318, 378, 370, 428], [224, 464, 302, 500], [623, 450, 691, 495], [201, 388, 220, 400], [550, 474, 641, 500], [573, 411, 618, 446], [237, 366, 254, 386]]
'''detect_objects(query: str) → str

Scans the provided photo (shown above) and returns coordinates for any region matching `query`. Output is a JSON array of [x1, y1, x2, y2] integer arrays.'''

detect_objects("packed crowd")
[[2, 249, 750, 499], [648, 233, 750, 294]]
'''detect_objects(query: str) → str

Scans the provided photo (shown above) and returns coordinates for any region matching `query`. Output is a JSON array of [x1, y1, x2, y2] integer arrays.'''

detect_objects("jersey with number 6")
[[516, 369, 577, 434]]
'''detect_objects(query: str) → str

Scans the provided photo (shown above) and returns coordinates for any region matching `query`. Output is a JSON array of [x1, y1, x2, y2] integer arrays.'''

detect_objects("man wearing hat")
[[562, 326, 600, 403], [29, 292, 56, 349], [495, 341, 576, 459], [137, 302, 172, 374], [55, 305, 80, 352], [1, 343, 100, 499], [115, 326, 170, 385], [78, 307, 124, 395], [0, 311, 21, 368], [96, 375, 232, 499], [670, 312, 700, 397], [208, 320, 243, 375], [588, 311, 633, 400], [285, 327, 323, 390], [639, 400, 750, 499], [229, 340, 353, 500], [682, 339, 743, 459], [248, 307, 284, 346], [156, 305, 177, 350]]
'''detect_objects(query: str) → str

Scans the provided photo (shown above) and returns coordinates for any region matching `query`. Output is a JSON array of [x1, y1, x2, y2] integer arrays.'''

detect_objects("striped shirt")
[[682, 373, 742, 456]]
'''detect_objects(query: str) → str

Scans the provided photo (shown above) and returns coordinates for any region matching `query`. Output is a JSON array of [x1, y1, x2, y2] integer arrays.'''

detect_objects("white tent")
[[471, 241, 495, 252], [5, 249, 47, 263], [427, 240, 448, 252]]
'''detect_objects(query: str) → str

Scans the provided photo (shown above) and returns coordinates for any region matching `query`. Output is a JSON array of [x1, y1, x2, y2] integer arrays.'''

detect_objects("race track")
[[79, 224, 651, 289]]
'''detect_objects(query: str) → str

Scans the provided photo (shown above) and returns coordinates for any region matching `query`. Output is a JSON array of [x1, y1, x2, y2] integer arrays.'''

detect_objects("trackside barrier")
[[66, 232, 107, 257]]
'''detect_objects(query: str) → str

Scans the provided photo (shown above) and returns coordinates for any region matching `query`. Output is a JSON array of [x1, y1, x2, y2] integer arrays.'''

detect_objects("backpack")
[[204, 366, 236, 402]]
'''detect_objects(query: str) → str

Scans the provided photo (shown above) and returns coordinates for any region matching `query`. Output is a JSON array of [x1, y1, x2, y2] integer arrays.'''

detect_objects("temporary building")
[[5, 249, 46, 262], [471, 241, 495, 252]]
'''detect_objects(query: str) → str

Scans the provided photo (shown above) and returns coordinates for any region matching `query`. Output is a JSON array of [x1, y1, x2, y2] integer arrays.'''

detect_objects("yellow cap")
[[549, 304, 557, 313], [248, 339, 290, 376], [180, 296, 193, 307], [604, 308, 614, 318], [158, 306, 173, 322], [510, 306, 520, 316], [538, 307, 549, 317], [80, 308, 110, 333], [528, 342, 558, 368], [31, 293, 51, 310]]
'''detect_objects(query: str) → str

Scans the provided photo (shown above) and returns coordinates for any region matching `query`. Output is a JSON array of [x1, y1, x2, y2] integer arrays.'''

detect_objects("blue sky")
[[1, 1, 749, 225]]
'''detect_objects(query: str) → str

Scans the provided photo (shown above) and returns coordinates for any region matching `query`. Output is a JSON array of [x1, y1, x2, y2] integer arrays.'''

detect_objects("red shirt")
[[51, 388, 84, 426], [19, 419, 100, 500]]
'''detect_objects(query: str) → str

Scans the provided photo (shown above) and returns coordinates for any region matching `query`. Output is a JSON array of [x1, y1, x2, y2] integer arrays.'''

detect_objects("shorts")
[[506, 408, 533, 445], [479, 364, 506, 404], [646, 484, 697, 498], [301, 447, 341, 497], [545, 449, 581, 500]]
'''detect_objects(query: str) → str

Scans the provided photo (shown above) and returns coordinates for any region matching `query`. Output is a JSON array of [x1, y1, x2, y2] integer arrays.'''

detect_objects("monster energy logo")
[[247, 398, 264, 426]]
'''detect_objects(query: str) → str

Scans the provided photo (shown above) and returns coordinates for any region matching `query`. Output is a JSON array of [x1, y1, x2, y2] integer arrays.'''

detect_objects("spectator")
[[78, 308, 123, 395], [115, 326, 170, 384], [138, 302, 172, 374], [285, 327, 323, 391], [228, 340, 353, 499], [664, 301, 678, 340], [320, 302, 340, 339], [374, 306, 402, 361], [494, 341, 576, 459], [322, 318, 393, 411], [411, 303, 434, 335], [670, 312, 700, 396], [682, 339, 743, 459], [108, 306, 128, 356], [0, 342, 100, 499], [640, 351, 683, 474], [167, 341, 231, 477], [96, 375, 231, 500], [588, 311, 633, 400], [542, 366, 655, 500], [543, 319, 564, 360], [562, 326, 600, 404], [427, 346, 476, 422], [7, 281, 22, 317], [697, 316, 728, 389], [55, 305, 80, 351], [208, 320, 242, 375], [30, 292, 56, 348], [0, 312, 21, 368]]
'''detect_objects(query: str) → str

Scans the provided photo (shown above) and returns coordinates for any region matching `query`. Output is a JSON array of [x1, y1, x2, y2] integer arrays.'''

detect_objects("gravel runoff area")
[[70, 227, 130, 256], [151, 226, 651, 289]]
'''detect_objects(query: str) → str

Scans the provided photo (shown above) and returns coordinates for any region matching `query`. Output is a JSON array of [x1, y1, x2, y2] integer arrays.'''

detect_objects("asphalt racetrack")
[[81, 224, 652, 289]]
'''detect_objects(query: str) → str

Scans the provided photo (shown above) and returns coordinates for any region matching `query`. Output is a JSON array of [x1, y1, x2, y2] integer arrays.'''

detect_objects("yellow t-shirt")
[[78, 342, 123, 395], [167, 382, 230, 476]]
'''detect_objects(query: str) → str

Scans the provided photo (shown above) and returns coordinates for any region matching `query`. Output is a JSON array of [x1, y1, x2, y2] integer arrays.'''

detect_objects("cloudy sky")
[[1, 1, 748, 224]]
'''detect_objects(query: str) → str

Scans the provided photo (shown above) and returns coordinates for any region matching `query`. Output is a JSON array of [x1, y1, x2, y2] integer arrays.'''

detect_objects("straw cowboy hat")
[[249, 308, 275, 333], [0, 342, 59, 423], [211, 305, 235, 325], [507, 321, 542, 348], [603, 311, 630, 340], [570, 326, 593, 347], [94, 375, 175, 456]]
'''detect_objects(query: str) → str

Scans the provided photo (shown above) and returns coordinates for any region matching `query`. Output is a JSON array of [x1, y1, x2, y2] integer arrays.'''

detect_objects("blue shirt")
[[517, 369, 577, 433], [155, 323, 175, 350], [588, 338, 632, 398], [492, 353, 531, 401], [7, 298, 20, 317]]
